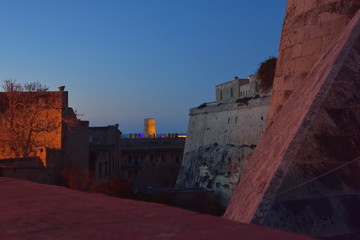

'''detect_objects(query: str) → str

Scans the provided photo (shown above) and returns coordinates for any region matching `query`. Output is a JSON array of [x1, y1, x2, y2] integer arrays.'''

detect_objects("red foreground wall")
[[0, 177, 312, 240]]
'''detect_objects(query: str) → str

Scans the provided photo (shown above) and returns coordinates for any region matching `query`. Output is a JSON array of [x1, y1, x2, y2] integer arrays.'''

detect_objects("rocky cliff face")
[[177, 143, 253, 205]]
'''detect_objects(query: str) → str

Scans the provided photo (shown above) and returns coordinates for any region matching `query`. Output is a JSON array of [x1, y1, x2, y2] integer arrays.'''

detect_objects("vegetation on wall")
[[257, 56, 277, 92]]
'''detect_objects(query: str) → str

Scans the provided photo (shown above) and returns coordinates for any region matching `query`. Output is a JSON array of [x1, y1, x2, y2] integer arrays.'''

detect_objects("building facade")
[[89, 125, 122, 185], [121, 137, 185, 191]]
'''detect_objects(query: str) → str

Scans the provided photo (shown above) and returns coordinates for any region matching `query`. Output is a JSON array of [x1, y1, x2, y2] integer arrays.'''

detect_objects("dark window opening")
[[99, 162, 103, 177]]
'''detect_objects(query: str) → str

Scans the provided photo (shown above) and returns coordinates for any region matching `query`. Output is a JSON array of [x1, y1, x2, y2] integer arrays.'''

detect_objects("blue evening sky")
[[0, 0, 287, 134]]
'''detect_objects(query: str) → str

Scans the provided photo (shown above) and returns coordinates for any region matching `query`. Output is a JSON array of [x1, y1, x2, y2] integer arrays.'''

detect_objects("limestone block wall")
[[225, 8, 360, 239], [267, 0, 360, 125], [184, 97, 269, 153]]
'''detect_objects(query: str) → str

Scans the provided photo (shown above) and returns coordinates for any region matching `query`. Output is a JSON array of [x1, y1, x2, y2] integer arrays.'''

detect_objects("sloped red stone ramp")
[[225, 8, 360, 239], [0, 177, 312, 240]]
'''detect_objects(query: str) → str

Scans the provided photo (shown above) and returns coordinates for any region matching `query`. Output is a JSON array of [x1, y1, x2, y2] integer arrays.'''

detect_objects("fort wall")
[[225, 2, 360, 239], [177, 89, 270, 205], [184, 97, 269, 153], [267, 0, 360, 125]]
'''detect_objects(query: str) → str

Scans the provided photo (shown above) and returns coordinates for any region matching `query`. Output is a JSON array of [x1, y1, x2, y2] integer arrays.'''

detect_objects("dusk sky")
[[0, 0, 287, 134]]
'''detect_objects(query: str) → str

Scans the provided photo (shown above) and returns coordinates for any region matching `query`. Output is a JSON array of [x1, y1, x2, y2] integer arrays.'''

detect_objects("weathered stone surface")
[[177, 143, 253, 206], [177, 96, 269, 205], [0, 177, 314, 240], [225, 9, 360, 239], [267, 0, 360, 125]]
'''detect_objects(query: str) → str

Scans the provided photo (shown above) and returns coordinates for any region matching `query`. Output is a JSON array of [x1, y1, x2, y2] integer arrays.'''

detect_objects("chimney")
[[58, 86, 65, 91]]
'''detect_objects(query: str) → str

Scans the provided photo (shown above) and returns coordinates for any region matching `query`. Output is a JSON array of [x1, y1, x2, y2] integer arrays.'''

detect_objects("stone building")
[[215, 75, 259, 103], [177, 75, 270, 206], [0, 89, 89, 187], [89, 125, 122, 185], [121, 137, 185, 191]]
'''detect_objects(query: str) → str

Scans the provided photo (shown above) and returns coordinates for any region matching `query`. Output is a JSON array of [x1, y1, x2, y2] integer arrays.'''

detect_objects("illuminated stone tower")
[[144, 118, 156, 138]]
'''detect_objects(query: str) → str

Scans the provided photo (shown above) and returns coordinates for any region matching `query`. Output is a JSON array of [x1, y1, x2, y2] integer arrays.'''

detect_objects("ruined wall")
[[177, 96, 270, 205], [267, 0, 360, 125], [225, 5, 360, 240]]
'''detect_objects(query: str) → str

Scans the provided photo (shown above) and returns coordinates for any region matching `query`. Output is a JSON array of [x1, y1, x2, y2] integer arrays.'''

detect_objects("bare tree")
[[0, 79, 71, 158]]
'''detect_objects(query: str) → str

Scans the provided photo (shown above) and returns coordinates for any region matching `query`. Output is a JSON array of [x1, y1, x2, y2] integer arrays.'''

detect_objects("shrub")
[[257, 56, 277, 92]]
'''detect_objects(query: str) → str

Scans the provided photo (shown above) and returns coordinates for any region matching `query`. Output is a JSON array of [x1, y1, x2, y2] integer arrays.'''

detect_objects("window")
[[230, 87, 233, 97], [228, 118, 230, 124], [128, 156, 132, 164], [99, 162, 103, 177], [220, 90, 223, 100], [235, 117, 237, 124]]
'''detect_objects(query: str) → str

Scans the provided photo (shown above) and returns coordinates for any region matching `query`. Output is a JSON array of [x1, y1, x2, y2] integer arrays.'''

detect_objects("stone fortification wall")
[[177, 96, 270, 205], [267, 0, 360, 125], [184, 96, 269, 153], [225, 6, 360, 239]]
